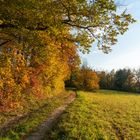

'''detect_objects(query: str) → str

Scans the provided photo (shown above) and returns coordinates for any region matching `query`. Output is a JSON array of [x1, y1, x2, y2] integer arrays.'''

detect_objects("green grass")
[[0, 91, 71, 140], [45, 90, 140, 140]]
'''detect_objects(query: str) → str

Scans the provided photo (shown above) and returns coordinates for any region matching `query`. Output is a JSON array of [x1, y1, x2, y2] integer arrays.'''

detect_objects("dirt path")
[[23, 93, 76, 140]]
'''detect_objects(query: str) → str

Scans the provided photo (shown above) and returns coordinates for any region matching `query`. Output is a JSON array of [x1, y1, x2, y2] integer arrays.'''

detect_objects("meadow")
[[45, 90, 140, 140]]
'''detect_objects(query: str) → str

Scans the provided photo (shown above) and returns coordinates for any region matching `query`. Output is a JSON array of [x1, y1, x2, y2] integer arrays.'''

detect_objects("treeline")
[[98, 68, 140, 93], [0, 0, 134, 111], [66, 67, 140, 93]]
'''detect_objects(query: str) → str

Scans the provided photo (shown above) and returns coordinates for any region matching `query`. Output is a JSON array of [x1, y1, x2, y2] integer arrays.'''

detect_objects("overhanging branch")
[[0, 23, 48, 31]]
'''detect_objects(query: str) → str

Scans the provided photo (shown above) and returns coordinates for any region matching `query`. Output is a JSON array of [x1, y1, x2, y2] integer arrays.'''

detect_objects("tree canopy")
[[0, 0, 135, 52], [0, 0, 135, 110]]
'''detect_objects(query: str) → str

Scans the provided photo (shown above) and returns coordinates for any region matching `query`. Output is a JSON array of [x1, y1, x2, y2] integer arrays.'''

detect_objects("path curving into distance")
[[23, 93, 76, 140]]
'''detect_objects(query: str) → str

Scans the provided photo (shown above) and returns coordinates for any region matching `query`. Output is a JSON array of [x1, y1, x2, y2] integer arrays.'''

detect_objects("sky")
[[81, 0, 140, 71]]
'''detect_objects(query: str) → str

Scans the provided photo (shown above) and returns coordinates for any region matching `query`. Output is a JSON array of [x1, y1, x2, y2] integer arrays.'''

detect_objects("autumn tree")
[[0, 0, 135, 109], [68, 65, 99, 91], [0, 0, 135, 52]]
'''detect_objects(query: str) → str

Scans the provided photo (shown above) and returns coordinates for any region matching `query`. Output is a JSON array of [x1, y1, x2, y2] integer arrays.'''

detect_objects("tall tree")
[[0, 0, 135, 109]]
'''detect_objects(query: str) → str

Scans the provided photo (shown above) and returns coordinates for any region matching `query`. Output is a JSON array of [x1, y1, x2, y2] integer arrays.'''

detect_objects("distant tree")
[[98, 71, 108, 89], [98, 70, 115, 89], [109, 69, 115, 89], [114, 69, 126, 90], [134, 68, 140, 92], [73, 65, 99, 91], [114, 69, 135, 91]]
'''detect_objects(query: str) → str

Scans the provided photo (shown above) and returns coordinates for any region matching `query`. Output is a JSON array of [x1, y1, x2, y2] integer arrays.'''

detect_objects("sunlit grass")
[[45, 90, 140, 140]]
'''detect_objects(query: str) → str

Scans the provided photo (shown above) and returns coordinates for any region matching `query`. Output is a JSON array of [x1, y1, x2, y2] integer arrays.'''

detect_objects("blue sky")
[[82, 0, 140, 71]]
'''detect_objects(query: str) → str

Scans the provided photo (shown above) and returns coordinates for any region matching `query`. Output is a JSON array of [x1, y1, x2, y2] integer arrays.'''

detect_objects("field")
[[45, 90, 140, 140]]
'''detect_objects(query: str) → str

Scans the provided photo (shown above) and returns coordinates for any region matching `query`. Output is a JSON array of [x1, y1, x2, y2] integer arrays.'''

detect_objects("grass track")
[[45, 90, 140, 140], [0, 91, 72, 140]]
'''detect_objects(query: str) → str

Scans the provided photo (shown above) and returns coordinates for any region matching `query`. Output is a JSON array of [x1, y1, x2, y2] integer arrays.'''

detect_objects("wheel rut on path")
[[23, 93, 76, 140]]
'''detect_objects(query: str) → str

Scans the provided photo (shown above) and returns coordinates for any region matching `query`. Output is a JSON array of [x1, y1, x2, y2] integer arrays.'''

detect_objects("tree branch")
[[0, 40, 11, 46], [62, 20, 94, 29], [59, 0, 72, 22], [0, 23, 48, 31], [0, 23, 16, 29]]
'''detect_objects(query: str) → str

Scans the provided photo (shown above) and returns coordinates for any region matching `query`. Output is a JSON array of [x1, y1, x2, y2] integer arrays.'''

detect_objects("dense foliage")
[[98, 68, 140, 93], [0, 0, 135, 110], [65, 65, 99, 91]]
